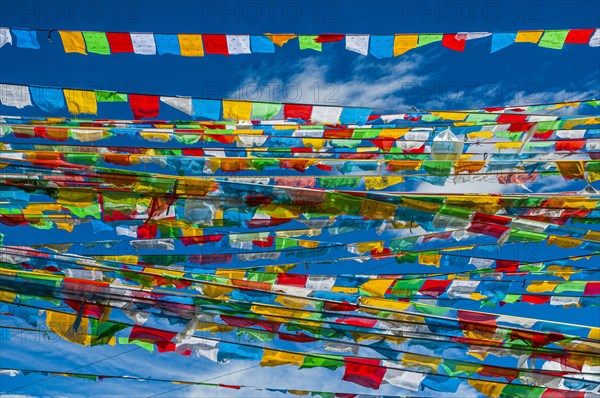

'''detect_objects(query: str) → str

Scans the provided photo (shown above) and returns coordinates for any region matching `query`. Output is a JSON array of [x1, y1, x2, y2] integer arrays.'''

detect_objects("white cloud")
[[228, 52, 598, 113], [228, 52, 437, 109]]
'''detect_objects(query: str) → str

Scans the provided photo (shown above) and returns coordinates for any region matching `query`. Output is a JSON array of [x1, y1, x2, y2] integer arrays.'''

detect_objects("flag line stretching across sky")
[[1, 27, 599, 57]]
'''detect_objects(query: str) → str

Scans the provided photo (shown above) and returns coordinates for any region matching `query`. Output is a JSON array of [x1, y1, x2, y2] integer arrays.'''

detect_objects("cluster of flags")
[[1, 28, 599, 58], [1, 16, 600, 397]]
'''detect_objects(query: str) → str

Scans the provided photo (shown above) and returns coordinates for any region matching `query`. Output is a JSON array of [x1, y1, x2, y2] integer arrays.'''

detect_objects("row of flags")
[[1, 83, 599, 123], [1, 28, 599, 57]]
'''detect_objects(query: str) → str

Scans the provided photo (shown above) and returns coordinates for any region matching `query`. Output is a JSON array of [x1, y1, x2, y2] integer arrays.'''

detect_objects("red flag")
[[467, 221, 510, 239], [180, 234, 224, 246], [252, 235, 275, 247], [508, 121, 536, 132], [419, 279, 452, 297], [129, 94, 159, 119], [584, 281, 600, 296], [315, 34, 345, 43], [129, 325, 177, 350], [479, 365, 519, 382], [369, 138, 395, 151], [276, 273, 308, 287], [245, 217, 290, 228], [279, 332, 318, 342], [533, 130, 554, 139], [323, 301, 358, 312], [336, 317, 378, 328], [203, 34, 229, 55], [220, 315, 280, 332], [324, 129, 354, 139], [442, 34, 466, 51], [565, 29, 595, 44], [457, 310, 497, 334], [513, 329, 566, 350], [495, 260, 520, 273], [342, 358, 385, 389], [521, 294, 550, 304], [555, 140, 585, 152], [472, 212, 511, 226], [189, 253, 232, 264], [103, 153, 131, 166], [542, 389, 585, 398], [291, 147, 313, 155], [283, 104, 313, 120], [106, 32, 134, 53], [137, 223, 157, 239], [496, 113, 528, 124]]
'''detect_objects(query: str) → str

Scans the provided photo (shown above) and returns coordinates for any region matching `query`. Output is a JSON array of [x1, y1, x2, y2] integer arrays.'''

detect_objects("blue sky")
[[1, 1, 600, 397]]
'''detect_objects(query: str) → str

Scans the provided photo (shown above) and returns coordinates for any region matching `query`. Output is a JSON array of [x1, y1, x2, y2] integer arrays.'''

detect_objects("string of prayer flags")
[[1, 28, 598, 57]]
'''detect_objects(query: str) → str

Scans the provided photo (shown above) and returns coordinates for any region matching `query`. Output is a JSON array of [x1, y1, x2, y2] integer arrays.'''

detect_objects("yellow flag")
[[516, 30, 543, 43], [379, 128, 409, 139], [266, 34, 297, 46], [546, 197, 597, 210], [23, 203, 62, 214], [288, 391, 310, 396], [387, 160, 422, 172], [359, 199, 396, 219], [201, 284, 234, 298], [495, 141, 523, 149], [55, 221, 75, 232], [261, 349, 304, 367], [251, 305, 312, 320], [526, 281, 559, 293], [468, 350, 489, 361], [419, 253, 441, 268], [331, 286, 358, 294], [361, 297, 411, 311], [393, 34, 418, 56], [197, 322, 234, 334], [302, 138, 325, 151], [454, 160, 486, 174], [57, 188, 95, 207], [64, 89, 97, 115], [215, 269, 246, 281], [468, 380, 505, 397], [222, 100, 252, 120], [547, 235, 583, 248], [547, 265, 574, 281], [298, 240, 320, 248], [140, 132, 171, 142], [356, 241, 383, 254], [556, 161, 585, 180], [467, 131, 493, 140], [265, 264, 299, 273], [258, 204, 300, 218], [178, 34, 204, 56], [433, 111, 467, 121], [360, 279, 394, 297], [0, 290, 17, 303], [144, 268, 185, 279], [96, 255, 139, 265], [46, 311, 91, 346], [274, 295, 311, 309], [584, 230, 600, 242], [402, 353, 441, 372], [252, 305, 319, 326], [364, 176, 404, 190], [59, 31, 87, 54]]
